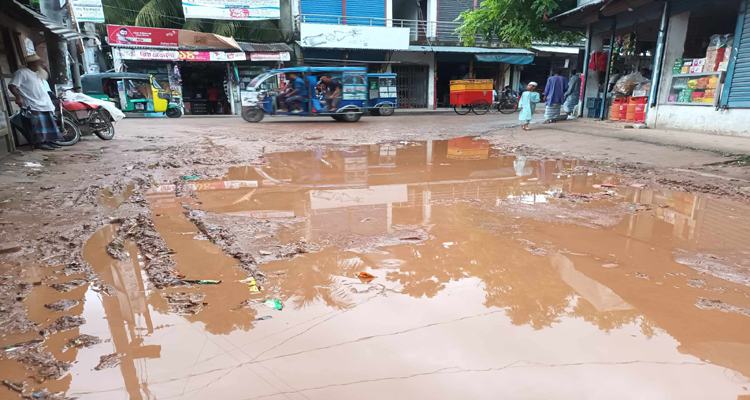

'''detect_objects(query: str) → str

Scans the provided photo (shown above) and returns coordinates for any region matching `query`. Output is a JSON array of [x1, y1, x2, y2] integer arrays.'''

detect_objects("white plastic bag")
[[63, 91, 126, 122]]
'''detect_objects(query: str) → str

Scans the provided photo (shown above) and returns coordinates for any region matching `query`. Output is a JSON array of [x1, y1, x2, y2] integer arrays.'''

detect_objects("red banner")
[[107, 25, 179, 48]]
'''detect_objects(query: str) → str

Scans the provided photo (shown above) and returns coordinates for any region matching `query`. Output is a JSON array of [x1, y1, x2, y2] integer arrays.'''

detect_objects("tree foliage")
[[455, 0, 581, 48], [100, 0, 284, 41]]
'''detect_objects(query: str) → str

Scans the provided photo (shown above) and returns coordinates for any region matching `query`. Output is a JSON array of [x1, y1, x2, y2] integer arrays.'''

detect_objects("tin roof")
[[10, 0, 82, 40], [403, 45, 534, 55], [238, 42, 294, 53]]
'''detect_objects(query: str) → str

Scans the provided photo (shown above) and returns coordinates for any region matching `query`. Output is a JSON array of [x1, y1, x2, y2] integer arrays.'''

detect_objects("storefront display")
[[667, 72, 723, 106]]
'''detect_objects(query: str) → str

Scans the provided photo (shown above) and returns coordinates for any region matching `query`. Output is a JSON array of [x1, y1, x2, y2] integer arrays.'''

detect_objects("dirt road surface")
[[1, 114, 749, 400]]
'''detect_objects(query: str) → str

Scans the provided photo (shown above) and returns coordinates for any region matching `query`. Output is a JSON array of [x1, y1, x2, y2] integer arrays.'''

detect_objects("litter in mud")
[[2, 380, 25, 392], [180, 174, 200, 181], [239, 277, 260, 292], [44, 299, 79, 312], [357, 272, 375, 282], [62, 334, 102, 352], [183, 279, 221, 285], [162, 292, 207, 315], [263, 299, 283, 310], [17, 351, 72, 381], [22, 389, 74, 400], [49, 279, 88, 292], [695, 298, 750, 317], [24, 162, 43, 168], [95, 353, 124, 370], [40, 315, 86, 336], [255, 316, 273, 321]]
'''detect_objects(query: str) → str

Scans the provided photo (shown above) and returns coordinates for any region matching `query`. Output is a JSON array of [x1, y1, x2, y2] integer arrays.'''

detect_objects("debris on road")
[[44, 299, 80, 312], [49, 279, 88, 292], [180, 174, 200, 181], [17, 350, 72, 381], [2, 380, 24, 392], [183, 279, 221, 285], [695, 298, 750, 317], [255, 316, 273, 321], [40, 315, 86, 336], [263, 299, 283, 310], [162, 292, 207, 315], [357, 272, 375, 282], [62, 334, 102, 352], [239, 277, 260, 292], [95, 353, 124, 370]]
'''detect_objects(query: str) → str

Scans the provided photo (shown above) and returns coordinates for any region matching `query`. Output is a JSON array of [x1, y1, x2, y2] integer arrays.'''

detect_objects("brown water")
[[3, 137, 750, 400]]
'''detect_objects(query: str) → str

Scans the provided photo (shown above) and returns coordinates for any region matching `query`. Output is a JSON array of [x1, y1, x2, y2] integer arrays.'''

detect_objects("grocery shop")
[[107, 25, 292, 116], [552, 0, 750, 136]]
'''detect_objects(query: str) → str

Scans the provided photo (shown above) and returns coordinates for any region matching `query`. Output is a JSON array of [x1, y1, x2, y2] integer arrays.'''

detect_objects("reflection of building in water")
[[86, 226, 159, 400], [621, 188, 750, 253]]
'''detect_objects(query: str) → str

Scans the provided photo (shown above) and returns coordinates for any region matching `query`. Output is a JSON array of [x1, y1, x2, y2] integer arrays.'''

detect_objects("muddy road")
[[1, 115, 750, 399]]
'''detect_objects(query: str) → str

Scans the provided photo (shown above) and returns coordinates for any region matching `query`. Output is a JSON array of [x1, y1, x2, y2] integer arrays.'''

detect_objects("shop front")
[[107, 25, 292, 116], [553, 0, 750, 136]]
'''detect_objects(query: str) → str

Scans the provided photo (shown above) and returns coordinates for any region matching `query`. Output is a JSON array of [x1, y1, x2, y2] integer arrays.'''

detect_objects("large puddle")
[[3, 137, 750, 399]]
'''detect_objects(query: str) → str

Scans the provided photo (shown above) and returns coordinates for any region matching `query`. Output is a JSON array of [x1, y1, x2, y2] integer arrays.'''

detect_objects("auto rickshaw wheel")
[[378, 104, 395, 116], [331, 115, 344, 121], [242, 108, 264, 123], [369, 108, 381, 116], [166, 107, 183, 118], [341, 112, 361, 122]]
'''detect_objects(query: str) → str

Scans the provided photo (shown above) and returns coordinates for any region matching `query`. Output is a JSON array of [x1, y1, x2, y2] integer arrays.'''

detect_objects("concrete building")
[[553, 0, 750, 136], [293, 0, 536, 109]]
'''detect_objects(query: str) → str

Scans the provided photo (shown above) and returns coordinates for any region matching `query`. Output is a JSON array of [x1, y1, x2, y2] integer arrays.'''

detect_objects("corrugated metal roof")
[[548, 0, 607, 22], [238, 42, 294, 52], [403, 45, 534, 55], [531, 46, 582, 54], [11, 0, 82, 40]]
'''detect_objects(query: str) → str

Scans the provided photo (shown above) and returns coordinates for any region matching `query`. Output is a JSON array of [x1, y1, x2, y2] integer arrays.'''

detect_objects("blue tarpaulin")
[[475, 54, 535, 65]]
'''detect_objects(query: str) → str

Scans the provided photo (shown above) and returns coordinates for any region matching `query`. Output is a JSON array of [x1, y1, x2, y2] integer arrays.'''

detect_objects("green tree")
[[455, 0, 581, 48], [101, 0, 284, 42]]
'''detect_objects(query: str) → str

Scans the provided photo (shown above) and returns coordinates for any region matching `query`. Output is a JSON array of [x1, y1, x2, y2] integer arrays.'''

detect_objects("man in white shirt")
[[9, 55, 61, 150]]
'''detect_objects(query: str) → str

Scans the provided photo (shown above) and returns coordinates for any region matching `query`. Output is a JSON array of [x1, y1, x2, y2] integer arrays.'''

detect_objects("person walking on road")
[[9, 55, 62, 150], [518, 82, 540, 131], [563, 69, 582, 120], [542, 70, 568, 124]]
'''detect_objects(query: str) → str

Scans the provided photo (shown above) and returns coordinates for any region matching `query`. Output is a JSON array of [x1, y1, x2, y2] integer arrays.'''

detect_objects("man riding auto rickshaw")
[[241, 67, 367, 123]]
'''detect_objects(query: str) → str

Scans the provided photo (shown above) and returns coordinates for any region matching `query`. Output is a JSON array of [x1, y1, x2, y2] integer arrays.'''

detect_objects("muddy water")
[[4, 137, 750, 399]]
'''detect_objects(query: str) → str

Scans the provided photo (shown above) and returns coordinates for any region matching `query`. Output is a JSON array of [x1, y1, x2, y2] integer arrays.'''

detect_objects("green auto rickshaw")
[[80, 72, 183, 118]]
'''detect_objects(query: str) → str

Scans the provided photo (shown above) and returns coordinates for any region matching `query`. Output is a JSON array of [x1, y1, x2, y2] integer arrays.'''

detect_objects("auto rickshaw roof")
[[270, 67, 367, 73], [366, 73, 397, 77]]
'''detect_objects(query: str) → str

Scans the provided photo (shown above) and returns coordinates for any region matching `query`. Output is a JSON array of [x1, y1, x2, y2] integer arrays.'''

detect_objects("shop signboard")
[[182, 0, 280, 20], [249, 52, 290, 61], [299, 23, 410, 50], [107, 25, 179, 48], [117, 48, 246, 62], [70, 0, 105, 23], [117, 48, 180, 61]]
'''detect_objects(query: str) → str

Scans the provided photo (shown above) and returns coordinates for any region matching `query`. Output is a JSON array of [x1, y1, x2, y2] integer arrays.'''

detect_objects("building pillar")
[[583, 30, 604, 116], [429, 53, 436, 109], [427, 0, 438, 39], [648, 11, 690, 127]]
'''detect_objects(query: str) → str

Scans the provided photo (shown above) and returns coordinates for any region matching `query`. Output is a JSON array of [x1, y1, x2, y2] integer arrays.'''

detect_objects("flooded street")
[[2, 136, 750, 399]]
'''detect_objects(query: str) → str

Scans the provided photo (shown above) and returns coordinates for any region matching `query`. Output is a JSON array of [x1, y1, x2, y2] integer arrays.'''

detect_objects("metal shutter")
[[301, 0, 343, 24], [724, 0, 750, 108], [438, 0, 473, 41], [346, 0, 386, 26]]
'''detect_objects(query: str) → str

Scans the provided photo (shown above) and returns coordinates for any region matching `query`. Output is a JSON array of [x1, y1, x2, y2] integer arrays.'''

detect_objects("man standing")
[[319, 75, 341, 112], [563, 69, 582, 120], [9, 55, 61, 150], [207, 86, 219, 115], [542, 70, 568, 124]]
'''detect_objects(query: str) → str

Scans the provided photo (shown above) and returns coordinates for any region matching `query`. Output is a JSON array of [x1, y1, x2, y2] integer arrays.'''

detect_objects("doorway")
[[179, 63, 230, 115], [392, 65, 429, 108]]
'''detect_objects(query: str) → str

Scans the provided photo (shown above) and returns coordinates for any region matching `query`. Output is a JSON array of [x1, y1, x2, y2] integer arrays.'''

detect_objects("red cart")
[[450, 79, 494, 115]]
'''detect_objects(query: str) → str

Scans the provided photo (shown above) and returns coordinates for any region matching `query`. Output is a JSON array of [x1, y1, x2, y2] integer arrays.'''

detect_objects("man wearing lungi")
[[9, 55, 62, 151]]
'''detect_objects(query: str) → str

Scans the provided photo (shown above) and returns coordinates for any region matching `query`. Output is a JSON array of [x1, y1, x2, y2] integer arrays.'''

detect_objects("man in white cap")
[[9, 55, 61, 150]]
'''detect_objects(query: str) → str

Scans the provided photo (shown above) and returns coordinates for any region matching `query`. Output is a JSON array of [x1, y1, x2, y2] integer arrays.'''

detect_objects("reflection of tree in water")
[[570, 299, 656, 338], [265, 249, 360, 311]]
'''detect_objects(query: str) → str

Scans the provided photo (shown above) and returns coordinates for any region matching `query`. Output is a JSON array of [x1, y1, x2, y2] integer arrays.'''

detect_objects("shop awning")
[[475, 54, 534, 65], [11, 0, 82, 40], [548, 0, 607, 24], [404, 45, 533, 55], [531, 45, 582, 54], [549, 0, 657, 28], [238, 42, 294, 53]]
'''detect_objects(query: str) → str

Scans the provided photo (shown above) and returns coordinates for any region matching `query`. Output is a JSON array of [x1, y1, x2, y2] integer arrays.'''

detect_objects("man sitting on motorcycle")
[[9, 55, 62, 150]]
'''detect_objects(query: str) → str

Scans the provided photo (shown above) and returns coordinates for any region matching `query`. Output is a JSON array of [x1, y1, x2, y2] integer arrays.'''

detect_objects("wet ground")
[[2, 135, 750, 399]]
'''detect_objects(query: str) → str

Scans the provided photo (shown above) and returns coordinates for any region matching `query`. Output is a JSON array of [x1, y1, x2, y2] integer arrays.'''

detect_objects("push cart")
[[450, 79, 493, 115]]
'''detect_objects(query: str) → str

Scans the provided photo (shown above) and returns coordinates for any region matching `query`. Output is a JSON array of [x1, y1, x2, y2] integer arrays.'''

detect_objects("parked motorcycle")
[[54, 95, 115, 146]]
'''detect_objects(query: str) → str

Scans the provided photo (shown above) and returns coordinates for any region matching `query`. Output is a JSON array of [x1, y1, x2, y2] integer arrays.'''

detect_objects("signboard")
[[107, 25, 179, 48], [299, 23, 410, 50], [71, 0, 105, 23], [178, 30, 241, 50], [117, 48, 246, 62], [249, 52, 290, 61], [310, 185, 408, 210], [182, 0, 280, 20]]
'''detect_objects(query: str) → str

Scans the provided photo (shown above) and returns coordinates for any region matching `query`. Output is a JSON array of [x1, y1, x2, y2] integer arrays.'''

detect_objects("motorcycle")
[[54, 94, 116, 146]]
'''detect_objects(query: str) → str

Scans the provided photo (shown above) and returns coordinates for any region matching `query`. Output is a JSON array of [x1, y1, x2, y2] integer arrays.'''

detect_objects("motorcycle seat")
[[62, 101, 99, 110]]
